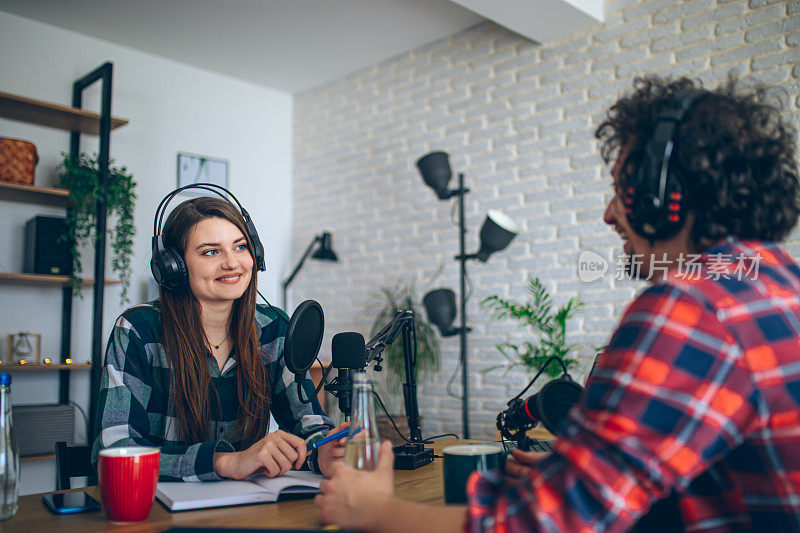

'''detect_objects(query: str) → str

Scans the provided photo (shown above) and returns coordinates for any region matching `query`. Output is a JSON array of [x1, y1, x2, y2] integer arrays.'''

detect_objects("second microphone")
[[326, 332, 367, 419]]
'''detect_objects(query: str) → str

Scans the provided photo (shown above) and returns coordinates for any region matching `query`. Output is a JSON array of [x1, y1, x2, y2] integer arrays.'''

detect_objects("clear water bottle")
[[344, 372, 381, 471], [0, 374, 18, 520]]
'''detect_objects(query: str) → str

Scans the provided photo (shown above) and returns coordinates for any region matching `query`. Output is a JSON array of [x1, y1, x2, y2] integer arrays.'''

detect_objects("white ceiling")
[[0, 0, 603, 94]]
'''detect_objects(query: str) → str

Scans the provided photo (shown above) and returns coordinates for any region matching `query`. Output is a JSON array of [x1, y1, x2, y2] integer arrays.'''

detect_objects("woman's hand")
[[504, 448, 549, 480], [316, 422, 350, 478], [214, 429, 307, 479], [316, 440, 395, 530]]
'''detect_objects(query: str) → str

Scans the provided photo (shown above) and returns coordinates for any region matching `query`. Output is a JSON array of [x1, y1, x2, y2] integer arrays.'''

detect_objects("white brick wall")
[[292, 0, 800, 439]]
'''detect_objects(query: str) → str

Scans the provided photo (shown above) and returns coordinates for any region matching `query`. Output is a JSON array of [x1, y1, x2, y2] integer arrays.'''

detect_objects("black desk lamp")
[[282, 232, 338, 309], [417, 151, 520, 438]]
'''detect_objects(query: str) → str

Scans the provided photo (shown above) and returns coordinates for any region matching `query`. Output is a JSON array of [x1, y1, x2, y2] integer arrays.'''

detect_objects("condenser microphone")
[[497, 375, 583, 435], [330, 332, 367, 418]]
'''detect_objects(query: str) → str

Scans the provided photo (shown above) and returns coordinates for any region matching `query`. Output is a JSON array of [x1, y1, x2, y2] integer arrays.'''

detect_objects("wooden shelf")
[[0, 272, 121, 287], [21, 454, 55, 463], [0, 91, 128, 135], [1, 65, 125, 413], [0, 181, 71, 207], [2, 364, 91, 371]]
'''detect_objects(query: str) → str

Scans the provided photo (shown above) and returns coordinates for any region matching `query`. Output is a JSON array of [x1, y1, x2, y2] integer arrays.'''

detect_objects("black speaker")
[[13, 404, 76, 456], [24, 215, 72, 275]]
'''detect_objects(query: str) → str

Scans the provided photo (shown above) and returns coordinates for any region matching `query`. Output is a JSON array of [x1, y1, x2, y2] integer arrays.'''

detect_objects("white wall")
[[0, 11, 293, 494], [292, 1, 800, 440]]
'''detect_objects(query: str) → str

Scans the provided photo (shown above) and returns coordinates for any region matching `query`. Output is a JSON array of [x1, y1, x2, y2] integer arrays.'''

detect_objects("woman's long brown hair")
[[159, 197, 269, 448]]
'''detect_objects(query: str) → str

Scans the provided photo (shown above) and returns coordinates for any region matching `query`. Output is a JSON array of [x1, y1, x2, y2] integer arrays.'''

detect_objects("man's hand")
[[316, 422, 350, 477], [214, 430, 307, 479], [504, 448, 549, 480], [315, 440, 395, 530]]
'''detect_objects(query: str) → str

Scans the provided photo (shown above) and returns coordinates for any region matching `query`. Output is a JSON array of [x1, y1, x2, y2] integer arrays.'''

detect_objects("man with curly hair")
[[314, 76, 800, 533]]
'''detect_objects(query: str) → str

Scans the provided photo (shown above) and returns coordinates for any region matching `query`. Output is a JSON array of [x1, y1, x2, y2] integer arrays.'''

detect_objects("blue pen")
[[307, 427, 356, 451]]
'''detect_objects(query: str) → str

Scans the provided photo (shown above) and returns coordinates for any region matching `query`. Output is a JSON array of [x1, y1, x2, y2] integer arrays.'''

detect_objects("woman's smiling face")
[[184, 216, 253, 305]]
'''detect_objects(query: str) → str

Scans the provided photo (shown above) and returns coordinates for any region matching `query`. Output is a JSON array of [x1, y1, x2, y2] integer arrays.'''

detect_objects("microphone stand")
[[496, 398, 537, 452], [496, 355, 572, 452], [323, 369, 356, 420], [366, 310, 434, 470]]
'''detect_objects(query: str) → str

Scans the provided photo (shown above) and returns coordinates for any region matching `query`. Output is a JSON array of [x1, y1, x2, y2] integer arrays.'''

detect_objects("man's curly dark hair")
[[596, 75, 800, 250]]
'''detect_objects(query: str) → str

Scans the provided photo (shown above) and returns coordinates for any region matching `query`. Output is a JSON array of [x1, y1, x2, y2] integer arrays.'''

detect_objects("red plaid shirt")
[[467, 240, 800, 532]]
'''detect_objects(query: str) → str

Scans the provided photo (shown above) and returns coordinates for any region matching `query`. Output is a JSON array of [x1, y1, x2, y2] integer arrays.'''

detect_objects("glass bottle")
[[344, 372, 381, 471], [0, 374, 18, 520]]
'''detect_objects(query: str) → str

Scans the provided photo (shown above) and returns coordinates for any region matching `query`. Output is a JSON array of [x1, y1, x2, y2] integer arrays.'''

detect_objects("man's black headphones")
[[151, 183, 266, 291], [624, 88, 708, 241]]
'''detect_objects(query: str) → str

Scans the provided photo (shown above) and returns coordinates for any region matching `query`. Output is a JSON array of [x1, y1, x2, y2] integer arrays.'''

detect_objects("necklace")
[[206, 332, 229, 351]]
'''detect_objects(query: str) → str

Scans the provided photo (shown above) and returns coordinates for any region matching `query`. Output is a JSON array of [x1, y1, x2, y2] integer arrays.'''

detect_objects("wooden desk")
[[3, 438, 497, 532]]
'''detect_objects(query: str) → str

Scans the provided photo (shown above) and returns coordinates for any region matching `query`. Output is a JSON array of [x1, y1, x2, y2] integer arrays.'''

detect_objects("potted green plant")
[[368, 280, 440, 443], [482, 277, 582, 379], [58, 152, 136, 303]]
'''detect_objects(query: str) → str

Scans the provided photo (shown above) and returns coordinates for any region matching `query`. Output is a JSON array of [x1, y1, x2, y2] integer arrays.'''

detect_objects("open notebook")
[[156, 471, 323, 511]]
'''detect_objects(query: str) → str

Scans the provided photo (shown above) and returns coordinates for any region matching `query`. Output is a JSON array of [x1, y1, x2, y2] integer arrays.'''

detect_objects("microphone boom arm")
[[365, 310, 423, 443], [365, 310, 412, 363]]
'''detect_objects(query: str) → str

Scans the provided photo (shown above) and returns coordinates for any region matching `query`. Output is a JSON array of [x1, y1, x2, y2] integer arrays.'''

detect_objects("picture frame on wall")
[[177, 152, 229, 191]]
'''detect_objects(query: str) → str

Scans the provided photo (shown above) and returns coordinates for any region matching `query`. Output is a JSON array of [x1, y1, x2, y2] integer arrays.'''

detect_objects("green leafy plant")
[[58, 152, 136, 303], [369, 281, 440, 409], [482, 277, 582, 378]]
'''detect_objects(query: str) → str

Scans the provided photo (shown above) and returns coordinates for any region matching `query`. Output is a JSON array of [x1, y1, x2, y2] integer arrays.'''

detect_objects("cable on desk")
[[371, 390, 414, 444], [422, 433, 459, 443]]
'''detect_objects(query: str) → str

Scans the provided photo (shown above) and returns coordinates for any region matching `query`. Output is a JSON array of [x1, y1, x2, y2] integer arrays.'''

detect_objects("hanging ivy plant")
[[58, 152, 137, 303]]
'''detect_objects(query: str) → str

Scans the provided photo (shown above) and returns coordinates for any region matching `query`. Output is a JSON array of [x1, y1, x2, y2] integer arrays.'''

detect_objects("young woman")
[[92, 196, 345, 481]]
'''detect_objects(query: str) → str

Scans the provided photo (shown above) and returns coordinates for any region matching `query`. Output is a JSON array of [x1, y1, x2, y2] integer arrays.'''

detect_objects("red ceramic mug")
[[98, 446, 160, 522]]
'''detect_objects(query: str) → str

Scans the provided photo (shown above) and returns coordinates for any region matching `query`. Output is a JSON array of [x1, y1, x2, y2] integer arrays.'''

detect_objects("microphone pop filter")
[[535, 377, 583, 434], [284, 300, 324, 378], [332, 332, 366, 369]]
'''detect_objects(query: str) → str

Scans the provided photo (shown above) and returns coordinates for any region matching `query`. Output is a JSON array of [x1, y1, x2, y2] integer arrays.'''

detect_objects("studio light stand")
[[282, 231, 338, 309], [417, 151, 520, 439]]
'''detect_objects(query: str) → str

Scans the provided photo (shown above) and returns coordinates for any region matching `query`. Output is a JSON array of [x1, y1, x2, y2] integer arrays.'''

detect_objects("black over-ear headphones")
[[624, 88, 708, 241], [151, 183, 266, 291]]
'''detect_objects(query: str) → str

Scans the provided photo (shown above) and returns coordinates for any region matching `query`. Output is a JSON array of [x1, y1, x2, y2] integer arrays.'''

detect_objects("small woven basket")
[[0, 137, 39, 185]]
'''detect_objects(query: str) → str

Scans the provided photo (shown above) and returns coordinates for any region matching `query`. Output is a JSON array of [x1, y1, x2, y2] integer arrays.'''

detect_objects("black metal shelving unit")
[[69, 62, 115, 444], [0, 62, 128, 443]]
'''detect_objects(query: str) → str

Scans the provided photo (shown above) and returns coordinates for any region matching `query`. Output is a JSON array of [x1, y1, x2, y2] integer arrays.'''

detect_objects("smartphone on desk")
[[42, 491, 101, 514]]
